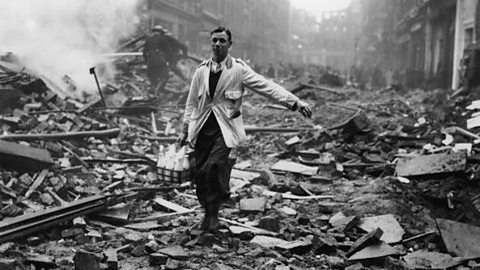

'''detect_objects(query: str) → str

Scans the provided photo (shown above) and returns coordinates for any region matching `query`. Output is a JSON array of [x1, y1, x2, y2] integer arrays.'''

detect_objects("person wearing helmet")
[[163, 30, 189, 81], [143, 25, 170, 94]]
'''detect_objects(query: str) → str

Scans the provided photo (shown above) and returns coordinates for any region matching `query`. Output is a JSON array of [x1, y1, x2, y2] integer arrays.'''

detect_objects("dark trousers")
[[194, 115, 234, 209], [146, 64, 168, 92]]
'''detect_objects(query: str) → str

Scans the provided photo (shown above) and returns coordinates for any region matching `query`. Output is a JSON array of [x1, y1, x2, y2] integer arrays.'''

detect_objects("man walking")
[[178, 27, 312, 232], [143, 25, 170, 94]]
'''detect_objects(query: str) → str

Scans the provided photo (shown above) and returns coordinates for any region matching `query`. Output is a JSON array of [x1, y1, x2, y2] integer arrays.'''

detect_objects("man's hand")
[[176, 132, 188, 147], [296, 100, 312, 118]]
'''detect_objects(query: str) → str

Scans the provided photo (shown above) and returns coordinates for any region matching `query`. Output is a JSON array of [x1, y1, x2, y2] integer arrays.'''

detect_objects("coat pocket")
[[224, 89, 243, 100]]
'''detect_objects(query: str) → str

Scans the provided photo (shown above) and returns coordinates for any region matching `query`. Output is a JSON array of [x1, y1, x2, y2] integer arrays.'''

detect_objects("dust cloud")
[[0, 0, 143, 99]]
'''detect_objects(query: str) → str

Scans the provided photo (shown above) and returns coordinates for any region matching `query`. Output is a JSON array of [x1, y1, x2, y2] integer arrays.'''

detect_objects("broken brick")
[[130, 243, 147, 257], [26, 254, 56, 269], [61, 228, 85, 239], [239, 197, 266, 212], [346, 227, 383, 257], [150, 253, 169, 266], [145, 240, 160, 253], [258, 216, 281, 232], [314, 234, 338, 254], [73, 249, 101, 270], [104, 249, 118, 270], [330, 215, 359, 232], [250, 235, 288, 249], [395, 152, 466, 176], [275, 240, 312, 255], [157, 246, 189, 260]]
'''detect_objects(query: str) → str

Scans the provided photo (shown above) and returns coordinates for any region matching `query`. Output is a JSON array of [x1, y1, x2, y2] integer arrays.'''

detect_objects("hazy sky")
[[291, 0, 352, 19]]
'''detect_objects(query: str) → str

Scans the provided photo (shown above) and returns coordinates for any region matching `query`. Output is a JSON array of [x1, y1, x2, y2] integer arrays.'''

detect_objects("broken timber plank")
[[0, 128, 120, 141], [82, 158, 156, 167], [443, 126, 480, 141], [231, 169, 261, 182], [271, 160, 318, 176], [45, 187, 68, 206], [0, 140, 54, 170], [132, 210, 198, 223], [262, 190, 334, 200], [25, 169, 48, 199], [282, 194, 334, 200], [0, 195, 110, 244], [153, 197, 190, 213], [245, 126, 315, 133], [137, 135, 177, 143], [395, 152, 466, 177], [300, 83, 343, 95], [219, 217, 277, 236], [401, 231, 436, 243], [76, 96, 102, 114], [61, 142, 89, 168]]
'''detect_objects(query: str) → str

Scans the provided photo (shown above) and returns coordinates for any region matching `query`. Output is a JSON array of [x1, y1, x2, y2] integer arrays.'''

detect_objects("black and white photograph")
[[0, 0, 479, 269]]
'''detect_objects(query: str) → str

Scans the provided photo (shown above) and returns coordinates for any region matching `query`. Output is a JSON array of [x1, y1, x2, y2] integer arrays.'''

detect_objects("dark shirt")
[[165, 35, 188, 60], [143, 34, 170, 66], [203, 70, 223, 131], [209, 70, 222, 97]]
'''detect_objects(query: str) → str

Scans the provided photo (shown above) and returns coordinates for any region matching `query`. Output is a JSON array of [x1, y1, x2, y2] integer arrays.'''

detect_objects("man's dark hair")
[[211, 26, 232, 42]]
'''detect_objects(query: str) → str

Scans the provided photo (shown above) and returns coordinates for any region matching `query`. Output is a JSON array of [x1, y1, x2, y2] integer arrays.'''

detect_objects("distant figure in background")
[[266, 62, 276, 78], [277, 61, 287, 78], [143, 25, 170, 94], [164, 29, 189, 81]]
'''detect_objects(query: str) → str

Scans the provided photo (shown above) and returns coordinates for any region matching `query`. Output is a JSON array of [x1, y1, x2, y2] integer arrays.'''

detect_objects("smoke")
[[0, 0, 144, 99]]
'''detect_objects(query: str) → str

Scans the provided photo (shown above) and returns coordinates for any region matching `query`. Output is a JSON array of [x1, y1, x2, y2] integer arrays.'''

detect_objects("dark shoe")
[[207, 214, 219, 232], [190, 211, 209, 231], [206, 202, 221, 232], [201, 213, 210, 230]]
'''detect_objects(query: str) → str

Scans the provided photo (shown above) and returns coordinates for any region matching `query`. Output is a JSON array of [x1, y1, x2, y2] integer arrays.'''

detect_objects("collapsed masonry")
[[2, 46, 480, 269]]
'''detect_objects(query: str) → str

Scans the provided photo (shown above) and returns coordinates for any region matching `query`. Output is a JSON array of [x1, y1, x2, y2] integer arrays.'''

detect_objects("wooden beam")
[[25, 169, 49, 199], [0, 128, 120, 141], [0, 140, 54, 170]]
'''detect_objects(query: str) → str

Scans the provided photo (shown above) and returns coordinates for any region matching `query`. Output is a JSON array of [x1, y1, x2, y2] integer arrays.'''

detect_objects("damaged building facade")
[[143, 0, 480, 91], [356, 0, 480, 90], [143, 0, 307, 64]]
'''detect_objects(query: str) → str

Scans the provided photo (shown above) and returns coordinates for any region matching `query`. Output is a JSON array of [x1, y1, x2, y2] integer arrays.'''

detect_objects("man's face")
[[210, 31, 231, 61]]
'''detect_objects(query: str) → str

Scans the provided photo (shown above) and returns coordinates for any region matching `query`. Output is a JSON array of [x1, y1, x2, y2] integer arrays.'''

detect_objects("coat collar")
[[207, 55, 233, 70], [203, 55, 233, 98]]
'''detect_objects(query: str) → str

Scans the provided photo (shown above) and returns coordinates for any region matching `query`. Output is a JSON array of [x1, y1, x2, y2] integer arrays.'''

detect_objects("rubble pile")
[[2, 53, 480, 269]]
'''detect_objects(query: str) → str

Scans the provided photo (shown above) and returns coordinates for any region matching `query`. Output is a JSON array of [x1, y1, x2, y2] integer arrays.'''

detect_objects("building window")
[[465, 27, 474, 46]]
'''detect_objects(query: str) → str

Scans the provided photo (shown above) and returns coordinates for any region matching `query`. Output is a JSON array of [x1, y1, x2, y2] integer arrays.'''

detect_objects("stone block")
[[239, 197, 266, 212]]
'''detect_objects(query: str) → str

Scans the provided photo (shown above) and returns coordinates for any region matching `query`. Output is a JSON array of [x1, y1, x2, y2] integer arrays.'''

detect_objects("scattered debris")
[[395, 152, 467, 176], [357, 214, 405, 244], [348, 241, 401, 261], [0, 140, 54, 170], [403, 251, 462, 269], [436, 218, 480, 259]]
